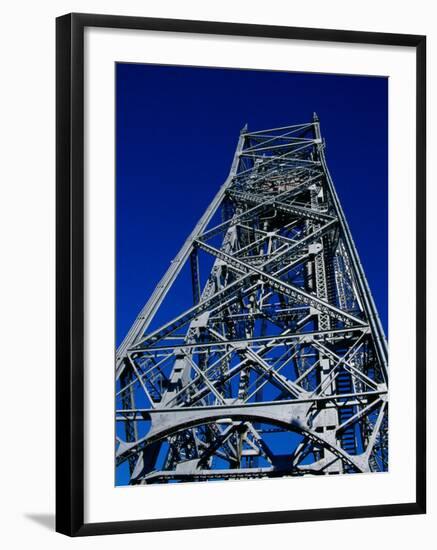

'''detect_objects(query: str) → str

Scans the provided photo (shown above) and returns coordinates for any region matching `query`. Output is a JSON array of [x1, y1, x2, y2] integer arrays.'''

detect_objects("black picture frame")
[[56, 12, 426, 537]]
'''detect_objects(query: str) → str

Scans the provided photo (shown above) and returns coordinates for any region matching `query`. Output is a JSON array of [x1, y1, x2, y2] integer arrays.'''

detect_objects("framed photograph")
[[56, 12, 426, 536]]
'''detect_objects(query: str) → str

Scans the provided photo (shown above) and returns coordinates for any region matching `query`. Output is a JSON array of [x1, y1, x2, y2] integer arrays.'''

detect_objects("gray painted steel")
[[116, 117, 388, 484]]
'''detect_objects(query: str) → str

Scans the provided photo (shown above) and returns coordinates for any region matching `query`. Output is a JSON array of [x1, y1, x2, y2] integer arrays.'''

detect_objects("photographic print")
[[115, 64, 388, 486]]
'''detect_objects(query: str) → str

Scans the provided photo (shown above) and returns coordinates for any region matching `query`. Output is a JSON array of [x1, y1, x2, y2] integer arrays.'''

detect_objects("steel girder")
[[116, 116, 388, 484]]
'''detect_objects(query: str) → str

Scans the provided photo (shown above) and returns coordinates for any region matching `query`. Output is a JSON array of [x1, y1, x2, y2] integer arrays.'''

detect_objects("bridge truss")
[[115, 115, 388, 484]]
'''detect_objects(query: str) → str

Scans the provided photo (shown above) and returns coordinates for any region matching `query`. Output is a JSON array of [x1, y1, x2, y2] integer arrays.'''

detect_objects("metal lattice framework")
[[115, 115, 388, 484]]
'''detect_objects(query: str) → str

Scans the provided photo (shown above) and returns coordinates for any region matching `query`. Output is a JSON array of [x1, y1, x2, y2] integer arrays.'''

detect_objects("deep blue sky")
[[116, 63, 388, 346]]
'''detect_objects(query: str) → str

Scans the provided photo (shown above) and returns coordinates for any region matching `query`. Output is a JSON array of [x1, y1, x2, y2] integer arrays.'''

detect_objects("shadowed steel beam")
[[313, 114, 388, 379]]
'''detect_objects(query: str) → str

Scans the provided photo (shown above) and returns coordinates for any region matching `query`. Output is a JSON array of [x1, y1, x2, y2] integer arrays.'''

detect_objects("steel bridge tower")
[[116, 115, 388, 484]]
